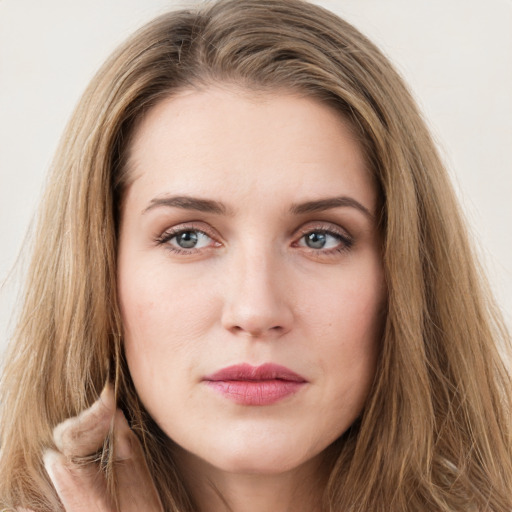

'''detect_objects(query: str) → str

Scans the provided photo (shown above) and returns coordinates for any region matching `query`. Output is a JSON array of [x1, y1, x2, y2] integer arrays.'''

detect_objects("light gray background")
[[1, 0, 511, 355]]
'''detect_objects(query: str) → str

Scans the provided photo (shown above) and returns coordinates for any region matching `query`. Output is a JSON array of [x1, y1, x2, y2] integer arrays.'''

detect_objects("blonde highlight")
[[1, 1, 511, 510]]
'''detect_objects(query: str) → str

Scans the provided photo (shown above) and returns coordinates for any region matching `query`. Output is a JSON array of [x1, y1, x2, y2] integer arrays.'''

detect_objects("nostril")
[[235, 325, 263, 337], [230, 324, 285, 338]]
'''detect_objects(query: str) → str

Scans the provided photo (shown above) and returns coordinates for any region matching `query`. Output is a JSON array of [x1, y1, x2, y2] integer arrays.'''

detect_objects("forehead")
[[124, 87, 377, 214]]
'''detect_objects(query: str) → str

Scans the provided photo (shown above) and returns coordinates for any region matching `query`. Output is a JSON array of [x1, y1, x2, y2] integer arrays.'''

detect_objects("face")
[[118, 87, 385, 477]]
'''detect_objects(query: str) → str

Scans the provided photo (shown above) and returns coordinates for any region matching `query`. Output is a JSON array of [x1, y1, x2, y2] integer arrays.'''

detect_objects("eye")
[[171, 230, 211, 249], [294, 226, 353, 253], [300, 231, 339, 250], [155, 226, 220, 254]]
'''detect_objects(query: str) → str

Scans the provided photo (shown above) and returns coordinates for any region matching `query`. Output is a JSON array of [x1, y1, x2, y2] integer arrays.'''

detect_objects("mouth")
[[202, 363, 307, 406]]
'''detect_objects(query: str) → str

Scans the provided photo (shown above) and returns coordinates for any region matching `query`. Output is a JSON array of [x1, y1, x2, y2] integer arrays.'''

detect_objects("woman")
[[1, 0, 511, 510]]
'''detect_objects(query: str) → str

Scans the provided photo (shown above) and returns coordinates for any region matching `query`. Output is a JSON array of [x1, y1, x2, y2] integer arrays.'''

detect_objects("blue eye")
[[173, 231, 199, 248], [171, 230, 212, 249], [157, 229, 215, 252], [298, 230, 352, 251], [304, 232, 328, 249]]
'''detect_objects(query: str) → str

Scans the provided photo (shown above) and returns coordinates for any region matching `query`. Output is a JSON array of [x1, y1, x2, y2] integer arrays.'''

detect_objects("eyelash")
[[154, 224, 219, 255], [293, 224, 354, 255], [154, 223, 354, 256]]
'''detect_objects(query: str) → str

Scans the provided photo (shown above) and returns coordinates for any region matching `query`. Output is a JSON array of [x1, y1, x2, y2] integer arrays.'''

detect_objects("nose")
[[221, 248, 294, 339]]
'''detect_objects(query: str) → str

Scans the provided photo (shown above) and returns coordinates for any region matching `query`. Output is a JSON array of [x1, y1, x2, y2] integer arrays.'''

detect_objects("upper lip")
[[203, 363, 307, 383]]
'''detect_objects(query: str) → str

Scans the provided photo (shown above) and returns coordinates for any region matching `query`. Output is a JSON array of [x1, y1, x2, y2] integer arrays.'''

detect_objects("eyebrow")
[[143, 195, 230, 215], [290, 196, 374, 219], [142, 194, 373, 219]]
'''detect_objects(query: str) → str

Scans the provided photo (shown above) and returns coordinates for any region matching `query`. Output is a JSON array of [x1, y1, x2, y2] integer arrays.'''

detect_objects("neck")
[[174, 450, 329, 512]]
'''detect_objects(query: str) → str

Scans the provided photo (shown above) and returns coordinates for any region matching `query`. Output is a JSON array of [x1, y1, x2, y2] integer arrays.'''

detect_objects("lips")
[[203, 363, 307, 405]]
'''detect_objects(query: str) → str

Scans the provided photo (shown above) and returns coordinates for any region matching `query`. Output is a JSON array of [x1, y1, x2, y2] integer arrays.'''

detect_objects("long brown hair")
[[1, 1, 511, 510]]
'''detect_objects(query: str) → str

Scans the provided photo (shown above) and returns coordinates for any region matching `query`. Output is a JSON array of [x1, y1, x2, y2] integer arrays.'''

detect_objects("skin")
[[44, 385, 163, 512], [43, 87, 386, 512]]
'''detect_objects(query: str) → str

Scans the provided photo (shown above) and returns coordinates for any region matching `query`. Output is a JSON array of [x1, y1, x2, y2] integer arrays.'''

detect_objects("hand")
[[41, 384, 163, 512]]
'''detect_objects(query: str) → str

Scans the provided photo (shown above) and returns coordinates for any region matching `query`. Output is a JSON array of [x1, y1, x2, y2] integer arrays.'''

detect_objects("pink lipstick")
[[203, 363, 307, 405]]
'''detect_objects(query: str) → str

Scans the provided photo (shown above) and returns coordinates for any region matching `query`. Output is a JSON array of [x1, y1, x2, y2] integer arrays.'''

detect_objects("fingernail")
[[43, 448, 63, 477], [53, 417, 74, 449]]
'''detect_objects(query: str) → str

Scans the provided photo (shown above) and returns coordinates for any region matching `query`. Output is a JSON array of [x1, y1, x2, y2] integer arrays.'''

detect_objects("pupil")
[[306, 232, 326, 249], [177, 231, 198, 248]]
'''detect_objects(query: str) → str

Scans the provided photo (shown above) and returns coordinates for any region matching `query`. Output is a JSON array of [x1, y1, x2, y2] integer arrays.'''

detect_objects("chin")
[[213, 451, 303, 475], [191, 429, 326, 477]]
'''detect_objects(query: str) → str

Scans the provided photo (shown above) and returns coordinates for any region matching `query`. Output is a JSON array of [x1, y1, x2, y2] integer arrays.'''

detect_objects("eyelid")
[[155, 222, 222, 248], [291, 221, 354, 253], [293, 221, 352, 240], [154, 220, 353, 255]]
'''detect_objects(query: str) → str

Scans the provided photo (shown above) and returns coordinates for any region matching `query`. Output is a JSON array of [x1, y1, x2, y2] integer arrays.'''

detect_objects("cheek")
[[305, 261, 384, 412], [303, 258, 385, 347], [119, 259, 216, 344], [117, 263, 218, 399]]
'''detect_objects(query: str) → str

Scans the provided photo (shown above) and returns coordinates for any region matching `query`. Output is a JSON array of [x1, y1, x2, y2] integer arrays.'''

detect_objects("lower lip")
[[205, 380, 305, 405]]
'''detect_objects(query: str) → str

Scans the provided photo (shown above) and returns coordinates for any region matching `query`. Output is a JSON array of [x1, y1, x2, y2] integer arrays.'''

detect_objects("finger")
[[53, 383, 115, 459], [43, 449, 113, 512], [113, 410, 163, 512]]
